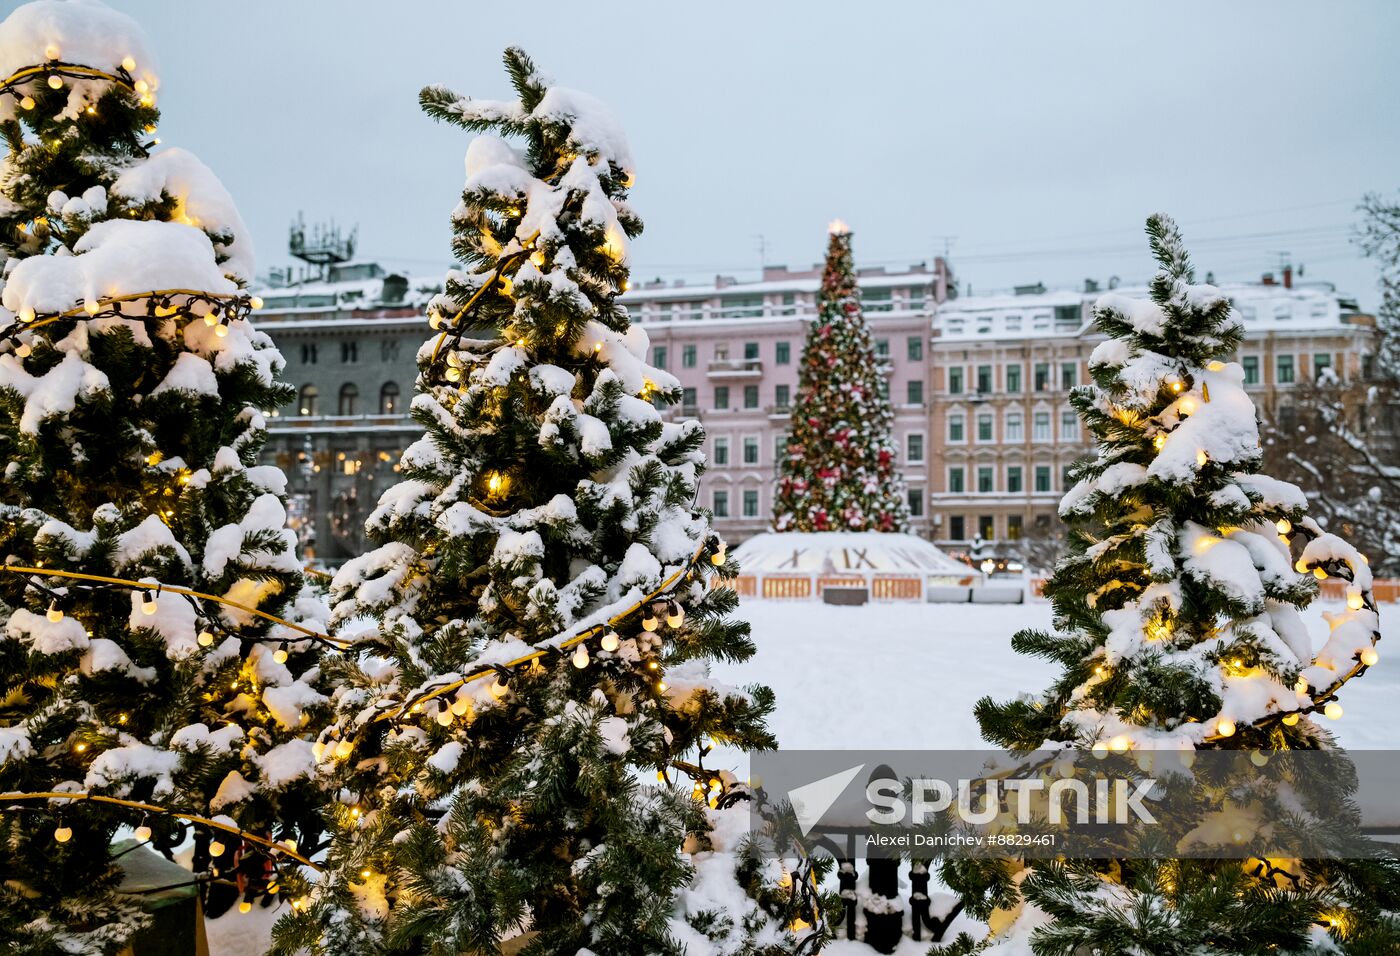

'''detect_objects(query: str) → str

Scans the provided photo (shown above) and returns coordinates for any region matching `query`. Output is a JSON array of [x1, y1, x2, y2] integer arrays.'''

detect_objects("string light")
[[239, 901, 253, 914], [641, 607, 659, 632], [572, 644, 590, 668], [134, 817, 152, 842], [140, 589, 158, 615], [197, 630, 215, 647], [273, 642, 289, 664], [1281, 713, 1300, 726], [600, 631, 620, 652], [1360, 647, 1379, 667], [54, 823, 73, 843], [46, 600, 64, 623], [47, 74, 63, 89], [1275, 518, 1292, 534], [1216, 718, 1236, 737], [1346, 589, 1364, 611], [209, 839, 227, 857], [665, 601, 684, 628], [121, 56, 137, 72], [1195, 449, 1208, 467], [19, 95, 35, 110], [1324, 702, 1343, 720]]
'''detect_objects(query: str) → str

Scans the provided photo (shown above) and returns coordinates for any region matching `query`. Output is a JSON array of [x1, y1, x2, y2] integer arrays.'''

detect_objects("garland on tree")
[[272, 48, 826, 956], [773, 222, 910, 533], [939, 215, 1400, 954], [0, 2, 329, 950]]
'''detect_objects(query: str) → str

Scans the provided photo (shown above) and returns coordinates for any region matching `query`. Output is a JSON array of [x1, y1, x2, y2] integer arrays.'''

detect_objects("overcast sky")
[[111, 0, 1400, 306]]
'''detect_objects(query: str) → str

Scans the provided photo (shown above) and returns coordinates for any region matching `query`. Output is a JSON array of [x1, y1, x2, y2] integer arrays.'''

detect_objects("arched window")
[[380, 381, 400, 414], [298, 385, 319, 416], [339, 383, 359, 416]]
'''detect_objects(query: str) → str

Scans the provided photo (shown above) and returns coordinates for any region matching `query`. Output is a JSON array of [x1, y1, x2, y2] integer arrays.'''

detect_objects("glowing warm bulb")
[[642, 612, 659, 632], [1281, 712, 1300, 726], [83, 299, 99, 315], [655, 680, 668, 692], [1275, 518, 1291, 534], [435, 708, 453, 726], [334, 739, 354, 759], [134, 824, 152, 841], [249, 295, 263, 309], [1091, 741, 1109, 759], [1313, 567, 1327, 580], [139, 93, 154, 107], [45, 44, 60, 59], [121, 56, 137, 71], [359, 869, 373, 881], [1345, 589, 1364, 611], [141, 591, 158, 615], [134, 79, 149, 93], [1152, 434, 1166, 451], [20, 95, 35, 110], [490, 677, 508, 699], [530, 250, 546, 267], [1324, 702, 1343, 720], [710, 548, 727, 566], [600, 631, 620, 652], [1108, 735, 1132, 753], [486, 471, 505, 495], [54, 825, 72, 843], [47, 74, 63, 90], [445, 367, 462, 382], [47, 602, 64, 623], [666, 604, 684, 628], [1177, 397, 1197, 416], [1169, 379, 1183, 393], [1195, 449, 1208, 468], [1294, 558, 1309, 574], [1216, 719, 1236, 738], [214, 323, 229, 338], [209, 840, 226, 857], [572, 645, 590, 668], [19, 307, 36, 323], [273, 644, 289, 664], [1361, 647, 1379, 667], [197, 630, 214, 647], [450, 697, 470, 717], [238, 901, 253, 914]]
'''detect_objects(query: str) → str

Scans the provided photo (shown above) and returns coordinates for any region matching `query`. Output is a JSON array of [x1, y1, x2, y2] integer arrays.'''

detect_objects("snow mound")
[[733, 531, 975, 578]]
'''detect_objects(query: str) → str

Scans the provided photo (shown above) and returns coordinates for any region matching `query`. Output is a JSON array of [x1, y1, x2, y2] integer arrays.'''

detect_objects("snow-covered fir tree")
[[940, 215, 1400, 954], [0, 2, 328, 951], [273, 48, 824, 956], [772, 223, 910, 533]]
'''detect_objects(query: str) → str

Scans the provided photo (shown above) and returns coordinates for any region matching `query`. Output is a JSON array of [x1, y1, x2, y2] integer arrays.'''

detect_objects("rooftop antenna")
[[932, 234, 957, 260], [289, 212, 358, 282], [753, 233, 768, 271]]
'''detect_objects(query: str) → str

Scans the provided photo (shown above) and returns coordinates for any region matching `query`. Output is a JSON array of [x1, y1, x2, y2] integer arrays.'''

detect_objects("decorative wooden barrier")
[[871, 575, 923, 601], [816, 575, 867, 595], [761, 575, 813, 600]]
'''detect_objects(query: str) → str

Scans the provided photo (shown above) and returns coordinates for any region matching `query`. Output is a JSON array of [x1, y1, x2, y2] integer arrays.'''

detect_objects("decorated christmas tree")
[[941, 215, 1400, 953], [773, 223, 910, 533], [0, 1, 328, 950], [273, 48, 824, 956]]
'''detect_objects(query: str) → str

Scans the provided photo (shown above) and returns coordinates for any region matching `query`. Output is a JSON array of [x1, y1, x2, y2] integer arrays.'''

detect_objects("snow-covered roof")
[[621, 268, 938, 303], [731, 531, 975, 578], [250, 269, 442, 314]]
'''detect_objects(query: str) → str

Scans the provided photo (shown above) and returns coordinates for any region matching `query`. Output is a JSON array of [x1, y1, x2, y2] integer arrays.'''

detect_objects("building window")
[[380, 381, 400, 414], [1313, 353, 1332, 380], [907, 433, 924, 463], [1034, 465, 1051, 493], [1242, 356, 1259, 385], [875, 339, 891, 358], [977, 413, 994, 442], [877, 379, 889, 400], [714, 436, 729, 465], [1060, 410, 1078, 440], [1033, 412, 1051, 441], [776, 341, 791, 364], [743, 436, 759, 465], [977, 466, 995, 493], [682, 387, 697, 411], [948, 367, 963, 394], [338, 383, 359, 416], [949, 515, 966, 541], [979, 515, 995, 539], [907, 336, 924, 361], [1061, 362, 1076, 389], [682, 344, 697, 368], [1006, 364, 1022, 393], [743, 489, 759, 518], [341, 340, 359, 363], [298, 384, 318, 416], [301, 342, 317, 364], [714, 386, 730, 409], [1008, 514, 1024, 540], [1007, 466, 1023, 493], [775, 384, 790, 409], [1034, 363, 1050, 391], [744, 341, 759, 361], [948, 467, 965, 494], [948, 414, 965, 442], [1006, 412, 1024, 442], [744, 385, 759, 409], [907, 380, 924, 405], [653, 345, 668, 368], [976, 365, 993, 394], [1277, 355, 1295, 384], [775, 432, 789, 461], [908, 487, 925, 517], [713, 489, 729, 518]]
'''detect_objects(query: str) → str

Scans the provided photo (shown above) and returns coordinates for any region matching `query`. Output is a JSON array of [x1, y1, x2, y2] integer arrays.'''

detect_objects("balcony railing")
[[707, 358, 764, 378], [267, 413, 416, 431]]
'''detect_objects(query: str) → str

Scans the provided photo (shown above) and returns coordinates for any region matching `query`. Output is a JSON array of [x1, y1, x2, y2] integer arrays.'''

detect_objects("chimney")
[[1261, 272, 1276, 286], [1282, 265, 1293, 289]]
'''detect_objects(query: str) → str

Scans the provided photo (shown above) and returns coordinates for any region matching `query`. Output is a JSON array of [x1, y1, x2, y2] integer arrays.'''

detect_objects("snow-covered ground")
[[713, 596, 1400, 754]]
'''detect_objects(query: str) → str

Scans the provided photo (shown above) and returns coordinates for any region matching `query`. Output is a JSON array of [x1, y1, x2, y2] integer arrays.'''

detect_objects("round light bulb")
[[272, 644, 289, 664], [44, 44, 60, 60], [450, 697, 470, 717], [197, 630, 214, 647], [1346, 589, 1364, 611], [16, 342, 32, 358], [572, 645, 590, 669], [47, 75, 63, 90], [1281, 713, 1300, 726], [710, 549, 726, 566], [666, 604, 685, 628], [121, 56, 137, 72], [1275, 518, 1291, 534], [1324, 702, 1343, 720], [641, 613, 659, 632], [19, 307, 36, 323], [1108, 735, 1131, 753], [209, 839, 226, 857], [238, 901, 252, 914], [490, 678, 508, 699], [134, 824, 152, 841], [1216, 719, 1236, 738], [600, 631, 620, 652], [141, 592, 158, 615], [20, 95, 35, 110], [1294, 558, 1309, 574], [47, 602, 64, 623], [83, 299, 99, 315], [334, 739, 354, 759], [435, 708, 453, 726], [134, 79, 149, 93], [655, 680, 668, 692], [214, 323, 229, 338], [1091, 741, 1109, 759], [54, 825, 73, 843], [249, 295, 263, 309], [1313, 567, 1327, 580], [1361, 647, 1379, 667]]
